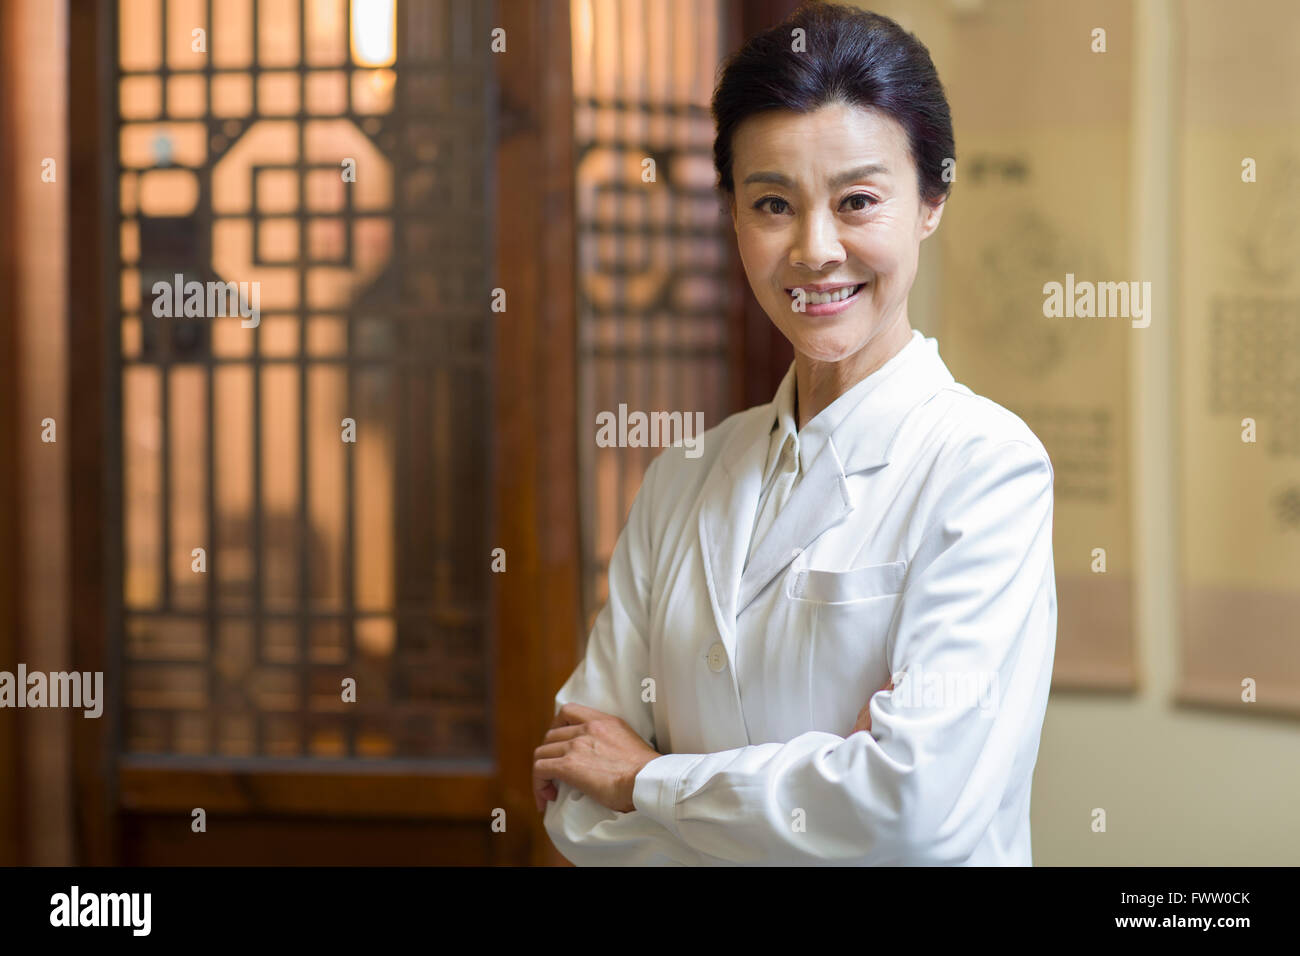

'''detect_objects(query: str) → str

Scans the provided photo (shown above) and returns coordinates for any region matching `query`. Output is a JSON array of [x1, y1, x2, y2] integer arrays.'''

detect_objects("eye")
[[753, 196, 790, 215], [842, 193, 879, 212]]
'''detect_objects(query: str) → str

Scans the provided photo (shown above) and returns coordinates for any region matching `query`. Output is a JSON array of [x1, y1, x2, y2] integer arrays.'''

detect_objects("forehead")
[[731, 102, 913, 186]]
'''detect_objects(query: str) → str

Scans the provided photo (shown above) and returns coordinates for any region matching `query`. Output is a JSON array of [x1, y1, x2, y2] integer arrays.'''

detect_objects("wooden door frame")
[[490, 0, 582, 867], [68, 0, 116, 866], [0, 0, 25, 867], [67, 0, 579, 866]]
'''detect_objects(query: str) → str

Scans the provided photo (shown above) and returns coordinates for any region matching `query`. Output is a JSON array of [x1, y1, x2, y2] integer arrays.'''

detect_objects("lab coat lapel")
[[737, 438, 852, 613], [696, 408, 771, 653], [736, 335, 958, 614]]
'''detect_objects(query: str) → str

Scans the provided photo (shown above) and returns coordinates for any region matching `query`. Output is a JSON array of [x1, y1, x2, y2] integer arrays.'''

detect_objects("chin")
[[789, 331, 866, 363]]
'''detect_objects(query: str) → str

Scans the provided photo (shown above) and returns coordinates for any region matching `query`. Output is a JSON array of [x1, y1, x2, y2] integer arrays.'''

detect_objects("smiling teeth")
[[792, 284, 862, 304]]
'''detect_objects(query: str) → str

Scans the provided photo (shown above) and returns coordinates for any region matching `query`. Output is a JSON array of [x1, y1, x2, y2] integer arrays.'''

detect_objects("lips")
[[786, 282, 868, 305], [785, 282, 863, 292]]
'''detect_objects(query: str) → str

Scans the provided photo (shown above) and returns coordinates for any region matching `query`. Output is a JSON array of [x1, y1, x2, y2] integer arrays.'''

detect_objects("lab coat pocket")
[[787, 560, 908, 604], [788, 561, 907, 734]]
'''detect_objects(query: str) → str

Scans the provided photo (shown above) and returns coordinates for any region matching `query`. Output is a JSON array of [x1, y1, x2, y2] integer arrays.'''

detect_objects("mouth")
[[785, 281, 870, 315], [785, 282, 867, 304]]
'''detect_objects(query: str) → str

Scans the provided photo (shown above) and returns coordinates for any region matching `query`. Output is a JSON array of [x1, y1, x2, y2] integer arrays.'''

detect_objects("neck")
[[794, 316, 913, 430]]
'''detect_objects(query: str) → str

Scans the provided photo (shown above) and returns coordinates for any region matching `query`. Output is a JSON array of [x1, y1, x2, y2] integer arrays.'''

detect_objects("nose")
[[789, 209, 845, 273]]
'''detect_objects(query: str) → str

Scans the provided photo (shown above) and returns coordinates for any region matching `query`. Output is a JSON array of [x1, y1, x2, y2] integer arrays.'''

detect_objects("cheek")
[[851, 226, 905, 267], [737, 229, 782, 287]]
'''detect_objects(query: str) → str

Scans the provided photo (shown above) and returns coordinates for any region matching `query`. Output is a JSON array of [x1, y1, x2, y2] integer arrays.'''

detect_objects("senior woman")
[[533, 2, 1056, 866]]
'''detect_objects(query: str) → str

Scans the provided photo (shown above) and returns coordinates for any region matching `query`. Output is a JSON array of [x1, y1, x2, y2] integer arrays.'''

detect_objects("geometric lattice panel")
[[115, 0, 494, 758]]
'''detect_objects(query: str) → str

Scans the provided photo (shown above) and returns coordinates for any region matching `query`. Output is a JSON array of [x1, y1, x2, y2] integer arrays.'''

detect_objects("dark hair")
[[711, 2, 955, 208]]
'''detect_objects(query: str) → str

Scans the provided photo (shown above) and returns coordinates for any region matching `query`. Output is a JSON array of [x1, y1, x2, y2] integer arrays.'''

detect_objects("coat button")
[[706, 642, 726, 673]]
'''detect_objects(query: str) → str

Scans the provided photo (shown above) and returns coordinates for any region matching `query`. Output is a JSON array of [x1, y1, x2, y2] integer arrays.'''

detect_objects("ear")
[[918, 196, 946, 242]]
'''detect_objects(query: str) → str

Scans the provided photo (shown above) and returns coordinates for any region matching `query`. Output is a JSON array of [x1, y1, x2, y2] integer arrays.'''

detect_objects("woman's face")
[[729, 101, 945, 365]]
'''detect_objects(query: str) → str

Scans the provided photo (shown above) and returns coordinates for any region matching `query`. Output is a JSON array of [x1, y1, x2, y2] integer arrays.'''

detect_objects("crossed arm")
[[532, 684, 892, 814]]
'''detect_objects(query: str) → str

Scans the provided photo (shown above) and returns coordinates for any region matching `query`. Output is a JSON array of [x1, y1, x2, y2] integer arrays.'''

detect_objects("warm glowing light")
[[350, 0, 396, 68], [368, 68, 396, 96]]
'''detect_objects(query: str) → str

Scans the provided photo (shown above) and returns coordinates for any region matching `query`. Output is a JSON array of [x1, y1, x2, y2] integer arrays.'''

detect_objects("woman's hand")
[[533, 703, 661, 814], [848, 678, 895, 737]]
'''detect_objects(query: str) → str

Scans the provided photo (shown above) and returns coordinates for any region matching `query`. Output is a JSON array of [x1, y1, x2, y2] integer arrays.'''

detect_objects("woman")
[[533, 2, 1056, 865]]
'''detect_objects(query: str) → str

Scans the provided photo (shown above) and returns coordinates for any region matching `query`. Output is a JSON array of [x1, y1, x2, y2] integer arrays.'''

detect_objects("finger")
[[542, 724, 586, 744], [532, 764, 552, 810], [535, 782, 559, 811], [535, 786, 560, 812], [532, 754, 567, 810], [531, 746, 571, 807], [533, 756, 570, 791], [533, 740, 569, 761]]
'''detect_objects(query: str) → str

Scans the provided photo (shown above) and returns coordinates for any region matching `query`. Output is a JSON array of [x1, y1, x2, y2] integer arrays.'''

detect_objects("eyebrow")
[[742, 163, 891, 190]]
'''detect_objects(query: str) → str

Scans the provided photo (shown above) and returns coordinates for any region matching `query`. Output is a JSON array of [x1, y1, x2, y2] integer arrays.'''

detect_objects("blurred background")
[[0, 0, 1296, 866]]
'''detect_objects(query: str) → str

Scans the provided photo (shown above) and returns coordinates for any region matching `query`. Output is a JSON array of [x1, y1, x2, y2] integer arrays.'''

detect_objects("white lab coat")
[[544, 329, 1057, 865]]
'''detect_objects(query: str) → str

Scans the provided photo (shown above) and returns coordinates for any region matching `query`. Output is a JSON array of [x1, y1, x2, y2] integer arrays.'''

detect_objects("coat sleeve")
[[542, 453, 711, 866], [631, 438, 1057, 865]]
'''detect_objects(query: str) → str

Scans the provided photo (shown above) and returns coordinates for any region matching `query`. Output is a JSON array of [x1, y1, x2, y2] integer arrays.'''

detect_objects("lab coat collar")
[[759, 363, 800, 488], [768, 327, 928, 478], [697, 330, 956, 653]]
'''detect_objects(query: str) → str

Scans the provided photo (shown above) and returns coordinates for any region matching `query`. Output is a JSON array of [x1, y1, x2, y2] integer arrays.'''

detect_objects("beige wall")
[[850, 0, 1300, 864]]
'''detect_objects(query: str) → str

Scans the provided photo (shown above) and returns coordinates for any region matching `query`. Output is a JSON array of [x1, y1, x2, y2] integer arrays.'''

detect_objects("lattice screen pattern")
[[571, 0, 736, 632], [115, 0, 494, 759]]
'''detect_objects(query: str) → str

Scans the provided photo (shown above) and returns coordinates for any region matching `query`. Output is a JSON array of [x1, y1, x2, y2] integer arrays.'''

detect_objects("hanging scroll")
[[934, 0, 1138, 688], [1176, 0, 1300, 716]]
